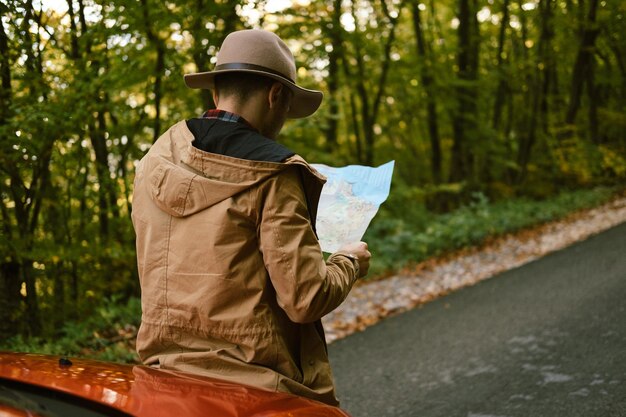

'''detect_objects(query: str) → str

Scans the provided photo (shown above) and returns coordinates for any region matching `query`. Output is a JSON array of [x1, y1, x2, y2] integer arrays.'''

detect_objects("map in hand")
[[311, 160, 395, 253]]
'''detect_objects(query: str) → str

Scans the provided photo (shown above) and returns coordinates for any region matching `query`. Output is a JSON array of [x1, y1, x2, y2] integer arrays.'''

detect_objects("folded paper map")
[[311, 160, 395, 253]]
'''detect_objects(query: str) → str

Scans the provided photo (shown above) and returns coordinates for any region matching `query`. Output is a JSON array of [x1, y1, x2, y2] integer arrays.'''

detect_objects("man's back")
[[132, 118, 359, 405]]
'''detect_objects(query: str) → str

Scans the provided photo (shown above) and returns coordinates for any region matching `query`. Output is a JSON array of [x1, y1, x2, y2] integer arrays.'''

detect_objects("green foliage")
[[1, 0, 625, 354], [0, 297, 141, 364], [364, 186, 618, 276]]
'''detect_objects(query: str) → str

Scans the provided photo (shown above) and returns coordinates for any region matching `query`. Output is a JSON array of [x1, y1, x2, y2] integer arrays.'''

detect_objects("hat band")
[[215, 63, 295, 84]]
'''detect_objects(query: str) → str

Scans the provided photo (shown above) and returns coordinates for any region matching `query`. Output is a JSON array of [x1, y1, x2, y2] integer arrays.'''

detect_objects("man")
[[131, 29, 371, 406]]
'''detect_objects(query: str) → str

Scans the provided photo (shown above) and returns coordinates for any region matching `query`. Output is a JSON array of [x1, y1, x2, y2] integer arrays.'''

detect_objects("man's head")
[[213, 72, 275, 104], [212, 72, 293, 139], [184, 29, 323, 121]]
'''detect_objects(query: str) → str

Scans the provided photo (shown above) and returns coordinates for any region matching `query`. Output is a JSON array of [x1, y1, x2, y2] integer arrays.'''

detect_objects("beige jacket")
[[131, 121, 358, 405]]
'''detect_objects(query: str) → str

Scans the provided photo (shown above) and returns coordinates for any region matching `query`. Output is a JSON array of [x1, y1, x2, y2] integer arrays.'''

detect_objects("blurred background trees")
[[1, 0, 624, 344]]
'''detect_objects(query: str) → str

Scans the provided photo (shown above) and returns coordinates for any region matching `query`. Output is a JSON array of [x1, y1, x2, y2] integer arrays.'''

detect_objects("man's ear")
[[212, 89, 219, 107], [268, 82, 284, 109]]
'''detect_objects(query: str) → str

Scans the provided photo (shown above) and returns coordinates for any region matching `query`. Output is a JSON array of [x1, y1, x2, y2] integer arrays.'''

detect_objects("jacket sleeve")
[[258, 166, 358, 324]]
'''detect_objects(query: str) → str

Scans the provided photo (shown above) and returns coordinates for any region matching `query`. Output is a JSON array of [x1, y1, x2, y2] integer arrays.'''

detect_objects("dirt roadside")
[[323, 192, 626, 343]]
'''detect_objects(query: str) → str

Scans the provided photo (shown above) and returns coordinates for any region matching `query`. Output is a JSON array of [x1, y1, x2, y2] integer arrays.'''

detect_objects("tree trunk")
[[46, 191, 69, 329], [352, 39, 374, 165], [0, 15, 11, 125], [341, 75, 364, 161], [0, 261, 21, 340], [492, 0, 510, 131], [565, 0, 600, 126], [348, 0, 404, 165], [323, 0, 343, 151], [141, 0, 166, 142], [21, 260, 41, 336], [153, 42, 165, 140], [587, 59, 599, 143], [52, 264, 66, 331], [411, 0, 442, 183], [89, 118, 111, 238], [449, 0, 479, 183], [516, 0, 553, 183]]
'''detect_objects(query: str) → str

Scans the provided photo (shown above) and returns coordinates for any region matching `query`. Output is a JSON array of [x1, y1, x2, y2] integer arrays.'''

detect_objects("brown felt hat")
[[184, 29, 323, 119]]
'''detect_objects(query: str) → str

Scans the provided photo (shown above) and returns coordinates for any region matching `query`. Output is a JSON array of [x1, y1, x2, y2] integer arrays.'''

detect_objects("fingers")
[[358, 244, 371, 278], [338, 241, 372, 278], [338, 241, 368, 257]]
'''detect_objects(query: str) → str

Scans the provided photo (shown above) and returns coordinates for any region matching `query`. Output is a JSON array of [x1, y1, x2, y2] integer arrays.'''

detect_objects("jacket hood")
[[139, 121, 325, 218]]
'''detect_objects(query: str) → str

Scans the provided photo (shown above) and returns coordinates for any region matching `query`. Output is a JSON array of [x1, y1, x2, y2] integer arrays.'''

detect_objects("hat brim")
[[184, 69, 323, 119]]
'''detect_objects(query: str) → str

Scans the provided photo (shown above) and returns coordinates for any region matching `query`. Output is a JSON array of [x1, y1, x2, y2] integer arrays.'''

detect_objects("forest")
[[0, 0, 624, 356]]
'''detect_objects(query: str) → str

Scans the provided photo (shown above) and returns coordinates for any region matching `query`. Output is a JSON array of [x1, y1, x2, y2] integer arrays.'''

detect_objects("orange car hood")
[[0, 352, 350, 417]]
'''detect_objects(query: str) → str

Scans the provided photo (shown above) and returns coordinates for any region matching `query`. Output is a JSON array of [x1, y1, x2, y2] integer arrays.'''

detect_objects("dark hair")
[[214, 72, 276, 102]]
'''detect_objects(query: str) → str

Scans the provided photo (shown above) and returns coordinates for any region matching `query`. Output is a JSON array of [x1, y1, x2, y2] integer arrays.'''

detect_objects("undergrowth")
[[2, 296, 141, 363], [364, 185, 619, 276]]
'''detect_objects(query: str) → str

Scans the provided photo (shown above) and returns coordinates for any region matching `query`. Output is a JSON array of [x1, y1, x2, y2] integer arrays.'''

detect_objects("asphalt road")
[[329, 222, 626, 417]]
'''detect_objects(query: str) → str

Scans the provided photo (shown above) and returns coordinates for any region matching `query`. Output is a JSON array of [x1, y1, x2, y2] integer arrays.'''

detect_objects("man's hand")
[[338, 241, 371, 279]]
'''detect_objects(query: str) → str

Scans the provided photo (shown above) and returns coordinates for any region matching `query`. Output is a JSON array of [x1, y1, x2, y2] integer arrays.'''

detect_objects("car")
[[0, 351, 351, 417]]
